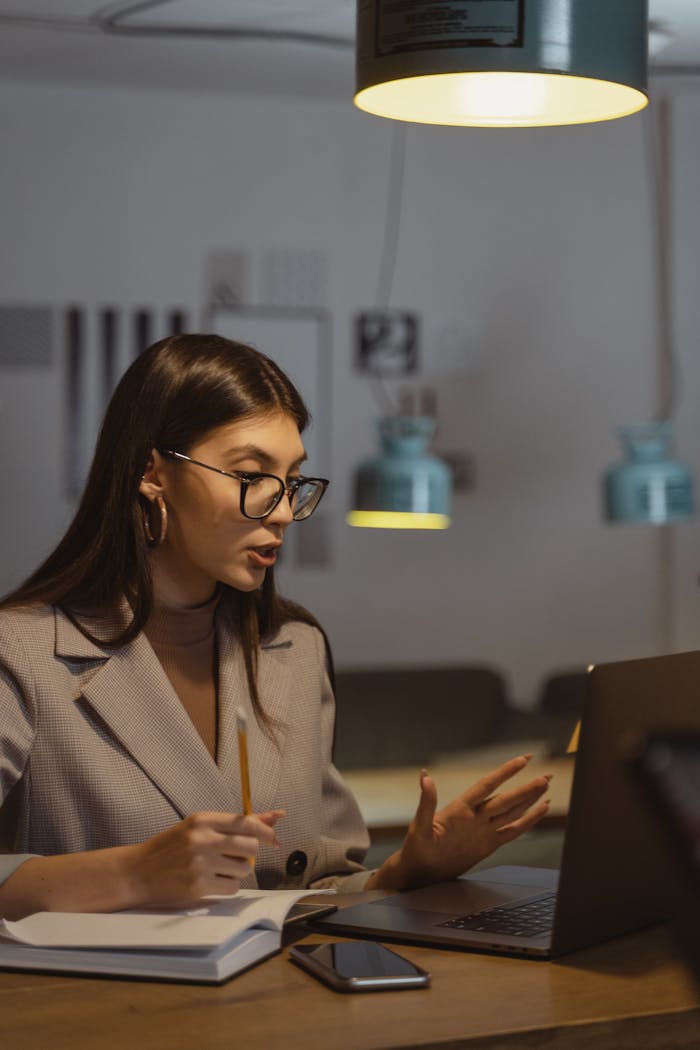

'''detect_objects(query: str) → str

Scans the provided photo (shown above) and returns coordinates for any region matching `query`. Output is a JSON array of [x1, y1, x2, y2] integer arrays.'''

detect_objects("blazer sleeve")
[[0, 855, 37, 886], [0, 615, 40, 883], [305, 630, 375, 892]]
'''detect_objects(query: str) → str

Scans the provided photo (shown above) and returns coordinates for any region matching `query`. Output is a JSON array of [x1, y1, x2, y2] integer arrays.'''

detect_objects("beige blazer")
[[0, 603, 370, 891]]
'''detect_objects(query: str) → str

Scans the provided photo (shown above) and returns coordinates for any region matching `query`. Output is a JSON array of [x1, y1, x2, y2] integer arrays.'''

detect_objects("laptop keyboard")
[[436, 892, 556, 939]]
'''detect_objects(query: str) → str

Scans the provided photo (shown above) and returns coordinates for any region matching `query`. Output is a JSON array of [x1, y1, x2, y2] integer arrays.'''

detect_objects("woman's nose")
[[265, 492, 294, 528]]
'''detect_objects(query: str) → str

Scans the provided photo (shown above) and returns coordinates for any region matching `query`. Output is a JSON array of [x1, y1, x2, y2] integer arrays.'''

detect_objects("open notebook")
[[0, 889, 333, 983]]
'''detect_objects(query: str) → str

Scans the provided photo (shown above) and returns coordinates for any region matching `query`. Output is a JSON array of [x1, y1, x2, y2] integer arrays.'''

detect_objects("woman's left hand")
[[368, 755, 551, 892]]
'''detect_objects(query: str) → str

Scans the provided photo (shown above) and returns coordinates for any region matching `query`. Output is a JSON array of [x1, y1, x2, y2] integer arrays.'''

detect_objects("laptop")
[[314, 649, 700, 958]]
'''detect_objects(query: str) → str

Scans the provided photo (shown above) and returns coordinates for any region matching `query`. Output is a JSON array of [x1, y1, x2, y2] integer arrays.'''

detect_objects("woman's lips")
[[247, 546, 279, 569]]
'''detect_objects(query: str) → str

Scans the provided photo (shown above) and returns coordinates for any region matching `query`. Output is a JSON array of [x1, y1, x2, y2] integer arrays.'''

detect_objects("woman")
[[0, 333, 549, 920]]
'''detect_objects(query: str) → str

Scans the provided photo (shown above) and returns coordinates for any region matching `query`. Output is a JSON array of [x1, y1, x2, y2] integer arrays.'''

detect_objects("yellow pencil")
[[236, 706, 255, 869], [235, 706, 253, 817]]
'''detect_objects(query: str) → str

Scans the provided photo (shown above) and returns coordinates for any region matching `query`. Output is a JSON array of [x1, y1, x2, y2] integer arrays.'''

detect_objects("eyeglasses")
[[159, 449, 329, 521]]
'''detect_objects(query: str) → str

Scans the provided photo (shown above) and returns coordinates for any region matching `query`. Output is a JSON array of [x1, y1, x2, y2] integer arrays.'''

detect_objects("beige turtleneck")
[[144, 592, 220, 760]]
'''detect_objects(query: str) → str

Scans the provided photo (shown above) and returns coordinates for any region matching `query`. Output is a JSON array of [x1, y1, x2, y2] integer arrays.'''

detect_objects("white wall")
[[0, 74, 698, 704]]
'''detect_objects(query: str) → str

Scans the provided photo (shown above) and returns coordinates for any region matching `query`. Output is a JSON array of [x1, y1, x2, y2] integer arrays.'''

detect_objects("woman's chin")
[[225, 568, 268, 593]]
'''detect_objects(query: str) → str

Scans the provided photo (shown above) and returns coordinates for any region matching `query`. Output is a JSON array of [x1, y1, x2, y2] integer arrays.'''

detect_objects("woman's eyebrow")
[[289, 452, 308, 471]]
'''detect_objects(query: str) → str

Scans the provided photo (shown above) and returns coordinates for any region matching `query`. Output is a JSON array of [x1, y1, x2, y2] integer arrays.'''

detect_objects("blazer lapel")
[[56, 609, 239, 819], [217, 623, 292, 816]]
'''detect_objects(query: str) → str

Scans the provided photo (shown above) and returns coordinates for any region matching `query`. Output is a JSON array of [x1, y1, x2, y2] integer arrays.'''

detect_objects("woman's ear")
[[139, 448, 166, 501]]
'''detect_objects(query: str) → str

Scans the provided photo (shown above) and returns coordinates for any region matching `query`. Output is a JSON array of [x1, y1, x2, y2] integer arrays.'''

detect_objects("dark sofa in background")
[[332, 665, 586, 770]]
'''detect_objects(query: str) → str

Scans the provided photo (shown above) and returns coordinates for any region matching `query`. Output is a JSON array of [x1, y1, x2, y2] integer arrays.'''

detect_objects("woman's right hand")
[[0, 810, 285, 920], [128, 809, 284, 907]]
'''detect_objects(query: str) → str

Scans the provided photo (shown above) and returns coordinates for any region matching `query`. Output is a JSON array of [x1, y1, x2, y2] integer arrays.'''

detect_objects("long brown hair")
[[0, 333, 327, 718]]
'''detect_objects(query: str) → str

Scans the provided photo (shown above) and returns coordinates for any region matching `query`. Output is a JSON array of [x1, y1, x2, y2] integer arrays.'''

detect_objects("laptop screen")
[[551, 651, 700, 955], [631, 731, 700, 979]]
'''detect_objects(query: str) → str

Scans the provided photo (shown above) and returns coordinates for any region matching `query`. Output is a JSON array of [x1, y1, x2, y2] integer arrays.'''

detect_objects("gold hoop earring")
[[144, 496, 168, 546]]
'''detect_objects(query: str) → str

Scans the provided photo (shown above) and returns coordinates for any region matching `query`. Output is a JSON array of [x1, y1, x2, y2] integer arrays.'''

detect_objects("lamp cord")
[[0, 3, 354, 50], [94, 0, 353, 48], [374, 124, 407, 309], [643, 97, 679, 423], [367, 123, 409, 418]]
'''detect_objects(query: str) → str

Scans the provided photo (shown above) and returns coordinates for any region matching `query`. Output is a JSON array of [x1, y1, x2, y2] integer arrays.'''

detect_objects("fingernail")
[[522, 753, 533, 762], [544, 774, 554, 782]]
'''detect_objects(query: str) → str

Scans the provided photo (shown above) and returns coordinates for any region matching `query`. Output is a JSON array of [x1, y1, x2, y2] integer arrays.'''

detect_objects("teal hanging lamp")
[[347, 416, 451, 529], [355, 0, 648, 128], [604, 423, 693, 525]]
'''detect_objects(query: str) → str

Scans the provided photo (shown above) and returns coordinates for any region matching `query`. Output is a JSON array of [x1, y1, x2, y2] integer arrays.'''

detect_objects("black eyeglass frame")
[[158, 449, 329, 521]]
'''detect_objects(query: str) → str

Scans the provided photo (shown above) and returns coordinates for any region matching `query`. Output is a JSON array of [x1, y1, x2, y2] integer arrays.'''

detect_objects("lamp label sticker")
[[373, 0, 523, 55]]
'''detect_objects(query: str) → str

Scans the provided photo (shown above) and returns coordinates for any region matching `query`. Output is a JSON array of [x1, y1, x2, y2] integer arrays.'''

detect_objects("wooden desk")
[[1, 913, 697, 1050], [344, 755, 574, 837]]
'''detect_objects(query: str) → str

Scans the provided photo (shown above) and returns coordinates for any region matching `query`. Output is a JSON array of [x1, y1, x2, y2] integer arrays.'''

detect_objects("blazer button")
[[286, 850, 308, 877]]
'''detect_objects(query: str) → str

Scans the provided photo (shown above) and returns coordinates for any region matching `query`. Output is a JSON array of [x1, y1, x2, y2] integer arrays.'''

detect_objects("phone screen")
[[289, 941, 430, 991]]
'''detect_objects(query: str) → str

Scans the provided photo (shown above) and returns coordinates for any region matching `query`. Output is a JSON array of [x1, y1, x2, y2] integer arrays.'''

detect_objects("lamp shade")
[[355, 0, 648, 127], [604, 422, 694, 525], [347, 416, 451, 529]]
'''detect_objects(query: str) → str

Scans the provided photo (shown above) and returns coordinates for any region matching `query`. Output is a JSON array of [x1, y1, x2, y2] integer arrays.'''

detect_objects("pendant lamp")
[[603, 422, 694, 525], [355, 0, 648, 128], [347, 416, 451, 529]]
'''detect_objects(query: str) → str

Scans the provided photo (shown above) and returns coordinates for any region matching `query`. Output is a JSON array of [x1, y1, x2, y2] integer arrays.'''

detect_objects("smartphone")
[[288, 940, 430, 992]]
